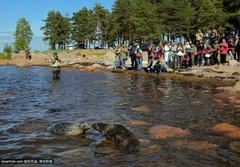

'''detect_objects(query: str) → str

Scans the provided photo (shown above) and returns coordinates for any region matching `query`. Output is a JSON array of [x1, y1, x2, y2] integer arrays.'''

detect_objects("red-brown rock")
[[168, 140, 217, 151], [129, 120, 148, 126], [211, 123, 240, 133], [149, 124, 191, 139]]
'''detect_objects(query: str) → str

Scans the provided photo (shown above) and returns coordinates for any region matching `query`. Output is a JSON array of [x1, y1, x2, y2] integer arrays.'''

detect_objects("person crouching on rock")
[[134, 46, 143, 71], [50, 52, 61, 80]]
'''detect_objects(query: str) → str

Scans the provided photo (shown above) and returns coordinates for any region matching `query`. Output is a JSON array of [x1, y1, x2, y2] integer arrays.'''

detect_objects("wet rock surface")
[[129, 120, 148, 126], [229, 142, 240, 153], [167, 140, 217, 151], [131, 106, 152, 112], [211, 123, 240, 139], [148, 125, 191, 140], [211, 123, 240, 133]]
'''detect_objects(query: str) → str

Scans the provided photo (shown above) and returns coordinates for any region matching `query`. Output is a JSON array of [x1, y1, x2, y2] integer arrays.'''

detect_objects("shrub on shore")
[[0, 44, 12, 60]]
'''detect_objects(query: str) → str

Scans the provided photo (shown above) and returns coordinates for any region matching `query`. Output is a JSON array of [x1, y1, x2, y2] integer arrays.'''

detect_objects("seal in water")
[[47, 123, 91, 136], [92, 123, 140, 153]]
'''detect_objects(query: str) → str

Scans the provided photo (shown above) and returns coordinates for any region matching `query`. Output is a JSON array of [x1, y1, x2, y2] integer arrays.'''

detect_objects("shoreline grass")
[[0, 53, 11, 60]]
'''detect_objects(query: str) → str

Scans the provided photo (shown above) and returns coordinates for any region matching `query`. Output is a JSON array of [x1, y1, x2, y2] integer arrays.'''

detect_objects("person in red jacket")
[[220, 38, 229, 64]]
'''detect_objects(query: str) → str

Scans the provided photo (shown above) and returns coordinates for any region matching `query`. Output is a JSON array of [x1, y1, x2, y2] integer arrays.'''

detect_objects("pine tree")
[[14, 18, 33, 52], [72, 8, 96, 48], [93, 3, 110, 48], [41, 11, 71, 50]]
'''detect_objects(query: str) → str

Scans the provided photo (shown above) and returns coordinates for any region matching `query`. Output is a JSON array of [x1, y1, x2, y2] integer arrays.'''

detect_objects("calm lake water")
[[0, 66, 239, 166]]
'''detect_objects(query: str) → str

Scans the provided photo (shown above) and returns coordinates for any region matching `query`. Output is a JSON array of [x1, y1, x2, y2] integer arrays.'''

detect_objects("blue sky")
[[0, 0, 114, 36], [0, 0, 115, 51]]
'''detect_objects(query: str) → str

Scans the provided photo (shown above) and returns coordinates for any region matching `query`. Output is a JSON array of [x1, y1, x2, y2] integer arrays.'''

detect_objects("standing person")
[[134, 46, 143, 71], [156, 42, 164, 61], [190, 41, 197, 67], [220, 38, 229, 64], [196, 41, 204, 66], [114, 45, 123, 69], [212, 39, 220, 65], [210, 27, 218, 43], [184, 41, 191, 68], [176, 43, 185, 69], [195, 29, 204, 43], [121, 45, 129, 69], [25, 48, 31, 60], [228, 38, 235, 60], [164, 42, 171, 65], [147, 42, 155, 67], [130, 45, 136, 69], [50, 52, 61, 80], [235, 34, 240, 62]]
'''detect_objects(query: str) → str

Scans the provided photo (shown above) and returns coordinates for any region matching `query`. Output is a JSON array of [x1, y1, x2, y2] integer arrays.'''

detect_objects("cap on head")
[[136, 46, 140, 49]]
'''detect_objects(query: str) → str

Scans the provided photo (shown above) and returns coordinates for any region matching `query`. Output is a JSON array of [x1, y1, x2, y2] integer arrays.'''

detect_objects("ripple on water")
[[0, 66, 240, 166]]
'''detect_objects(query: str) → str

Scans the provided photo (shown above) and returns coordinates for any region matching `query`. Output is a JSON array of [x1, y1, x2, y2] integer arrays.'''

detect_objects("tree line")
[[39, 0, 240, 49]]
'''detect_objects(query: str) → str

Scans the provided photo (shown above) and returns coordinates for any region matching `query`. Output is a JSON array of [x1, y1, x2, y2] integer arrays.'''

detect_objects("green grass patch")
[[76, 49, 107, 57], [34, 49, 108, 57], [0, 53, 11, 60]]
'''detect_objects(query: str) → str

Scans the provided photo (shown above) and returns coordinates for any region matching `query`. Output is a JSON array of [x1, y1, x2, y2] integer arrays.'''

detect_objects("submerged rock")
[[57, 147, 94, 161], [168, 140, 217, 151], [226, 130, 240, 139], [149, 124, 191, 139], [211, 123, 240, 139], [47, 108, 61, 113], [229, 142, 240, 153], [83, 66, 97, 72], [131, 106, 152, 112], [129, 120, 147, 126], [72, 64, 84, 69], [210, 123, 240, 133], [141, 144, 162, 155]]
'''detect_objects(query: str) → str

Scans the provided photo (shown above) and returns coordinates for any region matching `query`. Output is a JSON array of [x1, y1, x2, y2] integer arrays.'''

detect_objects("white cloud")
[[0, 32, 13, 37]]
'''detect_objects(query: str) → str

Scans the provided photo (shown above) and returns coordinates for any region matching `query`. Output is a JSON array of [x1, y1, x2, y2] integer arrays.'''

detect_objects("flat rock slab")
[[129, 120, 148, 126], [211, 123, 240, 133], [149, 124, 191, 139], [230, 142, 240, 153], [226, 130, 240, 139], [131, 106, 152, 112], [211, 123, 240, 139], [168, 140, 217, 151]]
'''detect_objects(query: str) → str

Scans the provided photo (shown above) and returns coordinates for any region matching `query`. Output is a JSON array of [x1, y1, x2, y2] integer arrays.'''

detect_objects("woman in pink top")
[[220, 38, 229, 64]]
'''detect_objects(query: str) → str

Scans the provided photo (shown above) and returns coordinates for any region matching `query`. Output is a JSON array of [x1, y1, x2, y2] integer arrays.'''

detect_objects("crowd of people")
[[114, 29, 240, 72]]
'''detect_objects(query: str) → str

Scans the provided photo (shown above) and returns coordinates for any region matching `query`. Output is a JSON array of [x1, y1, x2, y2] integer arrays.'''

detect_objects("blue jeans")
[[136, 57, 143, 71], [114, 54, 121, 68], [148, 56, 152, 67]]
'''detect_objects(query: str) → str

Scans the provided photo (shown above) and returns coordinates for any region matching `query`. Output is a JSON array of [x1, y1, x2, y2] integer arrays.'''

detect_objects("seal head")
[[92, 123, 140, 153]]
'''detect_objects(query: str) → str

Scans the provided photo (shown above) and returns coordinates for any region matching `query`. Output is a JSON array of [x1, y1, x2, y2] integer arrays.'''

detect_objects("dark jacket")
[[235, 40, 240, 53]]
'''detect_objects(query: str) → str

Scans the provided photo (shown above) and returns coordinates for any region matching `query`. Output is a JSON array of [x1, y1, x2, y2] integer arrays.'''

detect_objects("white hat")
[[136, 46, 140, 49]]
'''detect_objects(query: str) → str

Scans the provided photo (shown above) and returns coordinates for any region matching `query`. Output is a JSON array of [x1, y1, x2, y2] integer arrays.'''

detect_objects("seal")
[[92, 123, 140, 153], [47, 122, 91, 136]]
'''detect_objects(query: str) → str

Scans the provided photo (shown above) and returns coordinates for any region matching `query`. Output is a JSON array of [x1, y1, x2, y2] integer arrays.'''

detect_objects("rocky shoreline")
[[1, 49, 240, 93]]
